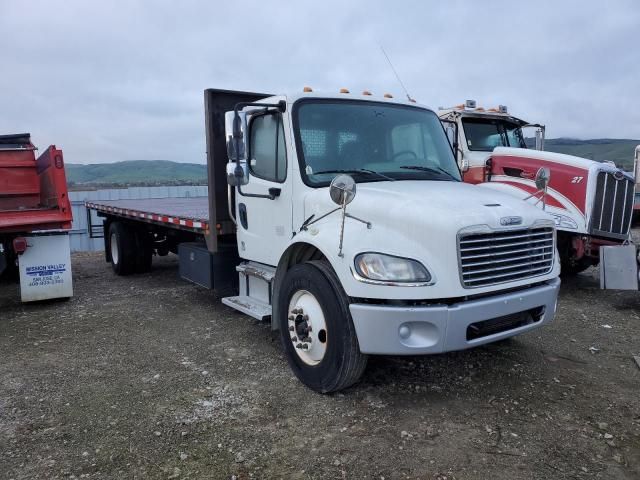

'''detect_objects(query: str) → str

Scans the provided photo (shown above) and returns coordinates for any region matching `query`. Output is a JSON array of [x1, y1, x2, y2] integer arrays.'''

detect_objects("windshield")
[[462, 118, 526, 151], [293, 100, 461, 186]]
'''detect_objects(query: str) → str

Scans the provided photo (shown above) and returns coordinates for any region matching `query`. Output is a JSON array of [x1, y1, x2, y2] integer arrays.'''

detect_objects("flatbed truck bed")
[[86, 197, 210, 235]]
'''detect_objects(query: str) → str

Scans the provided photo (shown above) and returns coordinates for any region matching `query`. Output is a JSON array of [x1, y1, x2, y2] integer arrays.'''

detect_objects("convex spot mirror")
[[330, 175, 357, 205], [535, 167, 550, 191], [224, 111, 249, 186]]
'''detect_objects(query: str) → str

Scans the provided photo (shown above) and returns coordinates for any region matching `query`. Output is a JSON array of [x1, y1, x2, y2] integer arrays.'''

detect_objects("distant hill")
[[526, 138, 639, 171], [66, 139, 640, 188], [66, 160, 207, 188]]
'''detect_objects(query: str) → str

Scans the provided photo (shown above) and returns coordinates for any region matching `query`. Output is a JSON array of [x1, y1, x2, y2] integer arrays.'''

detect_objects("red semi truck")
[[0, 133, 74, 302]]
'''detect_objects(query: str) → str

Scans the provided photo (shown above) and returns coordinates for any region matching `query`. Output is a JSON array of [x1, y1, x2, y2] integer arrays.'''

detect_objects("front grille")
[[458, 227, 554, 288], [590, 171, 634, 239]]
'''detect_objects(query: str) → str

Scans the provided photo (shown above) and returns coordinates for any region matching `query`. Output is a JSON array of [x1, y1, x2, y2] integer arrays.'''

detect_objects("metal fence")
[[69, 185, 208, 252]]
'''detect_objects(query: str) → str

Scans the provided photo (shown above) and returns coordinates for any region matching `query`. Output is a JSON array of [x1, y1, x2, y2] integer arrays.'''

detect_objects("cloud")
[[0, 0, 638, 164]]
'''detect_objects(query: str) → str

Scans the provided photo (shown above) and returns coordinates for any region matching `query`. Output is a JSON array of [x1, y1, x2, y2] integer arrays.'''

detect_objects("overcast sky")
[[1, 0, 638, 164]]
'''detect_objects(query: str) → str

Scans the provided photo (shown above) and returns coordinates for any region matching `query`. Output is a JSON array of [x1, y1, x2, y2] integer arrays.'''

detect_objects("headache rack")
[[458, 226, 554, 288], [590, 170, 634, 240]]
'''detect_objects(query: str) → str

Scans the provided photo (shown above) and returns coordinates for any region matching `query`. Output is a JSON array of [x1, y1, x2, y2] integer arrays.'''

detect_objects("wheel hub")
[[287, 291, 327, 365]]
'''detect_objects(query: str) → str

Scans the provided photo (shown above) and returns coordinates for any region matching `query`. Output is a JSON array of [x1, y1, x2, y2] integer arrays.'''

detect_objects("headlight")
[[354, 253, 431, 284]]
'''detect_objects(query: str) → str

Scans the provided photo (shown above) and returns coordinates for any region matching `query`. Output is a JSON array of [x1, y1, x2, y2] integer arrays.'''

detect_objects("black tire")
[[0, 252, 18, 282], [561, 257, 593, 276], [278, 260, 368, 393], [134, 229, 153, 273], [108, 222, 137, 276]]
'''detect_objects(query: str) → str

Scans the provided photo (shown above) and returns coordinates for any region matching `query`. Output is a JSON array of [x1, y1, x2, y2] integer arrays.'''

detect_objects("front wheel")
[[278, 261, 368, 393], [561, 257, 594, 276]]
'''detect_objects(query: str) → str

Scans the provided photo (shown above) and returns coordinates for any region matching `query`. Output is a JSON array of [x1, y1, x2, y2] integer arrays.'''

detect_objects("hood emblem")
[[612, 170, 625, 181], [500, 216, 523, 226]]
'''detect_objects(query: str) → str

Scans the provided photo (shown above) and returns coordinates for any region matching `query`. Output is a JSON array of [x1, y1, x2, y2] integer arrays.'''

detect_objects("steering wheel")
[[391, 150, 418, 161]]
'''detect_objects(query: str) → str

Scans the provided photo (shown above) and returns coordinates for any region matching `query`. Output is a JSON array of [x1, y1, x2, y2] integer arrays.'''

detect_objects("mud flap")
[[600, 245, 639, 290], [18, 232, 73, 301]]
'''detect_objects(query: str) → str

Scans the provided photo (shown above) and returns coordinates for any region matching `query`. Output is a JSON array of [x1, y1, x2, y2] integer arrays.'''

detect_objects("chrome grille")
[[590, 171, 634, 239], [459, 227, 554, 288]]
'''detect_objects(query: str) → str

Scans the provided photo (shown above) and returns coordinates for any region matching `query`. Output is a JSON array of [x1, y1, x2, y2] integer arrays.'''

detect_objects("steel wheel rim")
[[110, 232, 119, 265], [287, 289, 328, 366]]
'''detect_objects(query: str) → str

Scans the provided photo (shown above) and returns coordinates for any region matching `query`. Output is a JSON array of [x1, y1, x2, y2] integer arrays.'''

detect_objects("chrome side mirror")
[[226, 162, 248, 187], [330, 174, 357, 205], [225, 111, 249, 186], [524, 167, 551, 210], [330, 175, 357, 258], [534, 126, 545, 151], [535, 167, 550, 191]]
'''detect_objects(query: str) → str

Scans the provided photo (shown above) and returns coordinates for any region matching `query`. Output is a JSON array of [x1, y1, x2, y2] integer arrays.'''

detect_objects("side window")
[[249, 114, 286, 182]]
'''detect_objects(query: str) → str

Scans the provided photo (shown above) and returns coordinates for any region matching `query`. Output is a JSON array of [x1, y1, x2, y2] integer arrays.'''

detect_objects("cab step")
[[221, 295, 272, 321]]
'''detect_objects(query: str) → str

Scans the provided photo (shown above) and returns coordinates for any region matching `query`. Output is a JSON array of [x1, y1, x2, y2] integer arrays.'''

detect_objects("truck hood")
[[304, 179, 552, 233], [300, 179, 558, 300], [492, 146, 603, 171]]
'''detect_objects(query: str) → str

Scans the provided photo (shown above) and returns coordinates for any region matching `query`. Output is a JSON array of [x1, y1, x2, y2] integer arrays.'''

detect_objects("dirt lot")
[[1, 252, 639, 480]]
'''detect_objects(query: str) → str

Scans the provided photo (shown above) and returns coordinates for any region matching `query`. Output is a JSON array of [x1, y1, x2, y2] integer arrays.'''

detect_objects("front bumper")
[[349, 277, 560, 355]]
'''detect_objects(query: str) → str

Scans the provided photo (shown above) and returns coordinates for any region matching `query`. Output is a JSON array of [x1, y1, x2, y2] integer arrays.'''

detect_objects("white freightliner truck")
[[87, 88, 561, 393], [438, 101, 635, 275]]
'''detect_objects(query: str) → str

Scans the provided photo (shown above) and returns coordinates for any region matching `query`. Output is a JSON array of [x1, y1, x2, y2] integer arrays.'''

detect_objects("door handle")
[[268, 188, 281, 198], [239, 203, 248, 229]]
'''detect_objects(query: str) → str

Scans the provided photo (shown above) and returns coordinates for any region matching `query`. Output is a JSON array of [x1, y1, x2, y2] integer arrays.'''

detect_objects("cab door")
[[235, 109, 292, 266]]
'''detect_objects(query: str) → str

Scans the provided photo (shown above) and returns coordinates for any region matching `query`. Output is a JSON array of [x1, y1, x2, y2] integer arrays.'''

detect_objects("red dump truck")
[[0, 133, 74, 302]]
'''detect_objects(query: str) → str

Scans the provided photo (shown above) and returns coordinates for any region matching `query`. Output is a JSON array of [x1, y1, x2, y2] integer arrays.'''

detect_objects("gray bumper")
[[349, 277, 561, 355]]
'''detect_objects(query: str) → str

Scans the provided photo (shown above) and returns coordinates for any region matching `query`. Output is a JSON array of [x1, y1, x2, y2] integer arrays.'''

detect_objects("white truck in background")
[[633, 145, 640, 222], [438, 101, 635, 275], [88, 88, 561, 393]]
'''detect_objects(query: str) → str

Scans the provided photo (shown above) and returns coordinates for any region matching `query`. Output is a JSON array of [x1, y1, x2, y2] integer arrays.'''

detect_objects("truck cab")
[[634, 145, 640, 220], [211, 89, 560, 392], [438, 101, 635, 274]]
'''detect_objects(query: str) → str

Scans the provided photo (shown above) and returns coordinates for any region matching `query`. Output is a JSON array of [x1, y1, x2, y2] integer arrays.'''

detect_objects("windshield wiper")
[[399, 165, 458, 181], [312, 168, 395, 181]]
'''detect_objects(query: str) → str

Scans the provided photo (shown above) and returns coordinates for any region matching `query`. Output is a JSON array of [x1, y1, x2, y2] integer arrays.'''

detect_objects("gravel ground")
[[0, 252, 639, 479]]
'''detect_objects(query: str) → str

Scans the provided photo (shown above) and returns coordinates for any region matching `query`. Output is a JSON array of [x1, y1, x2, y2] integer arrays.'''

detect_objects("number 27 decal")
[[571, 176, 584, 183]]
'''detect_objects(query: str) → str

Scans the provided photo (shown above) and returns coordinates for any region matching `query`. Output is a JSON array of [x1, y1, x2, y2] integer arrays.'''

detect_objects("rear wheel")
[[278, 261, 368, 393], [109, 222, 137, 276]]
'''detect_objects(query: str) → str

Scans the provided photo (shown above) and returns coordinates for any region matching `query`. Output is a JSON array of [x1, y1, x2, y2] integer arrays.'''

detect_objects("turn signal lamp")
[[383, 93, 393, 98], [339, 88, 350, 94], [475, 107, 485, 112], [303, 86, 313, 92], [12, 237, 27, 255], [362, 90, 372, 96]]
